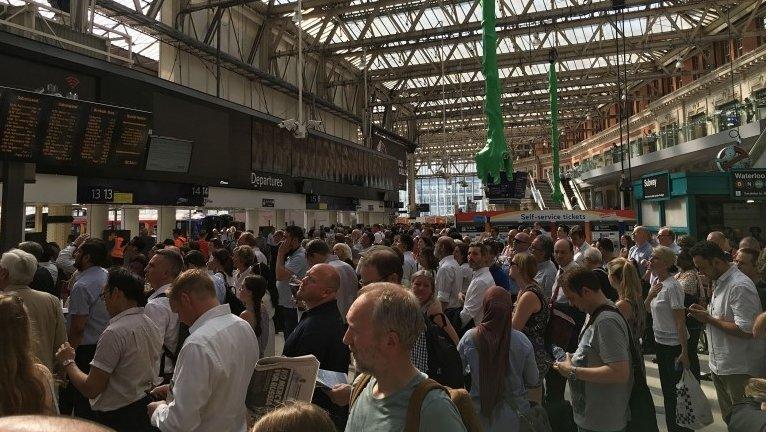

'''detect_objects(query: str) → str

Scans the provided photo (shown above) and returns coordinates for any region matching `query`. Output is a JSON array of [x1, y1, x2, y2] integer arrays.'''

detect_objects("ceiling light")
[[675, 58, 683, 69]]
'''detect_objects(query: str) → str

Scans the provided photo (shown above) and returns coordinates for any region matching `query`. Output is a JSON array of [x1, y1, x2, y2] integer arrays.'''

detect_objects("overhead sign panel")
[[641, 172, 670, 200], [731, 169, 766, 199], [0, 86, 150, 169]]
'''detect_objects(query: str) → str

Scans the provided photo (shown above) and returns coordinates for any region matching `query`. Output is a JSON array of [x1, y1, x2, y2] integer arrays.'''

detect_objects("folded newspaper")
[[245, 355, 320, 416]]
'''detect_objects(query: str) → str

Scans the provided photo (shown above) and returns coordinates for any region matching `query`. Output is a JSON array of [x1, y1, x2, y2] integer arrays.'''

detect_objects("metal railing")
[[0, 0, 134, 64]]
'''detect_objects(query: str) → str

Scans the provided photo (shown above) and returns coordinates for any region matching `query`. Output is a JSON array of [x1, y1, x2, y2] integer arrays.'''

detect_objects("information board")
[[731, 169, 766, 199], [641, 172, 670, 200], [145, 136, 193, 173], [485, 171, 527, 200], [77, 177, 206, 206], [0, 86, 150, 169]]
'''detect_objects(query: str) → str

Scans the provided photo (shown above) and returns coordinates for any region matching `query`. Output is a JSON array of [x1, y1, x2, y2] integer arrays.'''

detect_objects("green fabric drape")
[[475, 0, 511, 185], [548, 61, 564, 204]]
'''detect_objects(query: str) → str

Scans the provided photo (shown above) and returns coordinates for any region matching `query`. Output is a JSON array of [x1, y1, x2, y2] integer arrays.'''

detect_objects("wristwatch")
[[62, 359, 75, 367], [567, 366, 578, 381]]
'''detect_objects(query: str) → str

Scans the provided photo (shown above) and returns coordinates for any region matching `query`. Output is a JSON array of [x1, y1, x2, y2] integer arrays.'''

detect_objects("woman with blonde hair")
[[645, 246, 690, 432], [0, 294, 56, 416], [607, 257, 646, 356], [332, 243, 354, 268], [509, 252, 549, 403], [410, 270, 459, 345], [251, 401, 335, 432]]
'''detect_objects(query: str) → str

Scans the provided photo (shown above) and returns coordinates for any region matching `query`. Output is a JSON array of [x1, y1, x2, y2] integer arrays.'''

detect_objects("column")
[[34, 205, 44, 231], [156, 206, 176, 241], [328, 211, 338, 226], [407, 154, 416, 212], [338, 212, 349, 226], [46, 205, 73, 247], [245, 209, 259, 232], [303, 210, 314, 230], [275, 209, 286, 228], [86, 204, 108, 238], [122, 207, 140, 238]]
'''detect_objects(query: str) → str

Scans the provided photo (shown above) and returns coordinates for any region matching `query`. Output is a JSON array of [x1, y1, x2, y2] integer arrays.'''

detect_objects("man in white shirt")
[[395, 234, 418, 287], [459, 242, 495, 329], [57, 268, 162, 430], [688, 241, 763, 422], [434, 236, 463, 312], [372, 224, 385, 245], [148, 269, 259, 432], [570, 226, 590, 265], [144, 249, 184, 383]]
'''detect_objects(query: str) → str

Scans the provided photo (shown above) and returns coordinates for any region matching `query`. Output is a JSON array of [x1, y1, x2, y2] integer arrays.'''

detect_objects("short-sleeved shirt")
[[276, 248, 308, 308], [346, 372, 467, 432], [401, 251, 419, 287], [628, 242, 653, 274], [707, 265, 763, 376], [570, 305, 633, 431], [535, 260, 558, 300], [208, 271, 227, 304], [90, 307, 163, 412], [436, 256, 463, 308], [67, 266, 110, 345], [651, 275, 687, 346]]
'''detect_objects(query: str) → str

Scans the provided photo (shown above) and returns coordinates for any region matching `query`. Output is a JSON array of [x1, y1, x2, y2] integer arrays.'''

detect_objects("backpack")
[[423, 313, 465, 388], [587, 305, 659, 432], [350, 373, 482, 432], [154, 292, 191, 380], [216, 271, 245, 316]]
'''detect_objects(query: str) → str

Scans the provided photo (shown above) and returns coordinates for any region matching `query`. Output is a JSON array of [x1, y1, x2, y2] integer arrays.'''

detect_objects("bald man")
[[282, 263, 350, 429], [0, 416, 113, 432], [707, 231, 734, 258], [629, 225, 653, 275]]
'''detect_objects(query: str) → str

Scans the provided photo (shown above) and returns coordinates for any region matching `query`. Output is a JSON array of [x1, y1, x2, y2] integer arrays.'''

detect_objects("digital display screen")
[[0, 86, 150, 168], [145, 135, 193, 173], [486, 171, 527, 200]]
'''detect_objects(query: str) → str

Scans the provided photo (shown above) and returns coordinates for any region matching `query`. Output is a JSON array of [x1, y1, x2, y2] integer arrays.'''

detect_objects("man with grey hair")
[[629, 225, 654, 276], [435, 236, 463, 313], [0, 249, 66, 372], [582, 246, 618, 301], [18, 241, 56, 297], [657, 227, 681, 255], [530, 235, 557, 299], [343, 283, 466, 432]]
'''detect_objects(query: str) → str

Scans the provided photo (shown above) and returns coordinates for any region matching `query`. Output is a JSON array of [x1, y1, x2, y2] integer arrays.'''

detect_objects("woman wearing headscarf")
[[457, 286, 539, 431]]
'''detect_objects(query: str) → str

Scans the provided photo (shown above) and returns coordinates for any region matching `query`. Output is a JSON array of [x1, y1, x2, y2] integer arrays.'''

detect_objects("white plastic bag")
[[676, 369, 714, 429]]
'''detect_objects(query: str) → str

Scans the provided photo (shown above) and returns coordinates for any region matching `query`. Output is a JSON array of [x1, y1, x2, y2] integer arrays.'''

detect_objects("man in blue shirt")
[[628, 226, 654, 278], [65, 238, 111, 420], [275, 226, 308, 338]]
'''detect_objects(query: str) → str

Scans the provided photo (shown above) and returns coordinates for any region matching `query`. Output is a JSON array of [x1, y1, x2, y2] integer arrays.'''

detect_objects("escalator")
[[560, 177, 583, 210]]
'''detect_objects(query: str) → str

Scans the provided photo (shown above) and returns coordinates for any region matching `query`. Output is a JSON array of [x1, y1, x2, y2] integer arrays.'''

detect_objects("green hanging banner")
[[474, 0, 511, 185], [548, 59, 564, 204]]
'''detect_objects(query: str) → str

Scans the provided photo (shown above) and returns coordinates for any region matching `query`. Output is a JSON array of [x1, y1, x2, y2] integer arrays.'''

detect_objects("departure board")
[[0, 86, 151, 169]]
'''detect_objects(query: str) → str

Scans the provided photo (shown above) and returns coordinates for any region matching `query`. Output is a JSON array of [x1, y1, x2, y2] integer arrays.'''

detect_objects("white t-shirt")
[[650, 275, 687, 346]]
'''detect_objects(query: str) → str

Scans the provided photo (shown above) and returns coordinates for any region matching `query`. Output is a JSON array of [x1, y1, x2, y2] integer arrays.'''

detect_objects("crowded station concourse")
[[0, 0, 766, 430]]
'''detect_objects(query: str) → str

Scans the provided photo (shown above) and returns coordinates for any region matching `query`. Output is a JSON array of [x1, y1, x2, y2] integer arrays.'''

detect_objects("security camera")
[[278, 119, 299, 131], [294, 123, 307, 139], [306, 119, 323, 130]]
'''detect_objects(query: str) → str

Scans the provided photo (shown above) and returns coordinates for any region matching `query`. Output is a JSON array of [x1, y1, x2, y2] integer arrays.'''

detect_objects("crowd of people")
[[0, 221, 765, 432]]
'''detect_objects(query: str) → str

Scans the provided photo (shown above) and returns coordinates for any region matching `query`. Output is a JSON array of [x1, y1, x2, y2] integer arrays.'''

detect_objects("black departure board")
[[0, 86, 150, 168]]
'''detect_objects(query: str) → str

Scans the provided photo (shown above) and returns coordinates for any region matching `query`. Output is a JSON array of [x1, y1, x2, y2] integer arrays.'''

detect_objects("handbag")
[[545, 284, 576, 349], [504, 394, 552, 432], [676, 369, 714, 429]]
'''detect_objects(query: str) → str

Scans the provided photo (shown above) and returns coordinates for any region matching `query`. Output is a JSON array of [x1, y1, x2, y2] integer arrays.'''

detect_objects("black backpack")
[[423, 313, 465, 389], [154, 292, 190, 382], [216, 271, 245, 316]]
